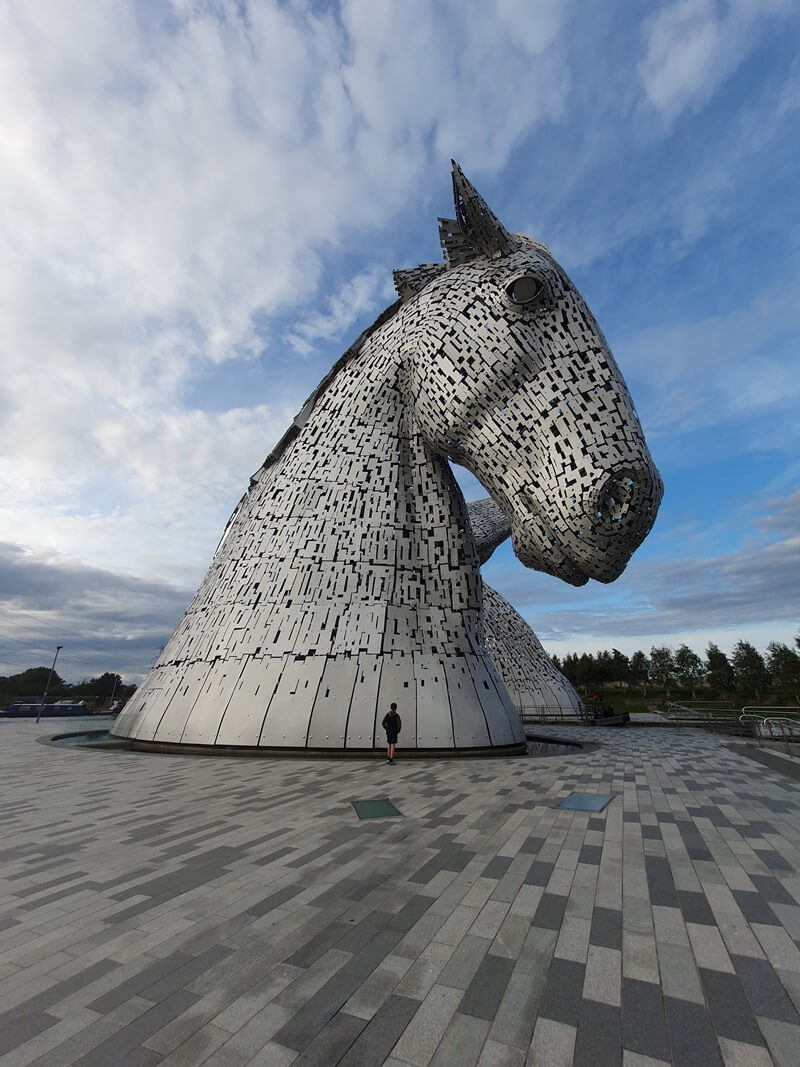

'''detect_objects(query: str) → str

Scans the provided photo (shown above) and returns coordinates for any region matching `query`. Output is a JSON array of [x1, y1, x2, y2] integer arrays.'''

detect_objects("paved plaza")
[[1, 720, 799, 1066]]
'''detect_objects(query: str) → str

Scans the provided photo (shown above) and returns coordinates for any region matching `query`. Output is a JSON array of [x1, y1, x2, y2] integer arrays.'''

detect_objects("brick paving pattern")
[[1, 719, 799, 1065]]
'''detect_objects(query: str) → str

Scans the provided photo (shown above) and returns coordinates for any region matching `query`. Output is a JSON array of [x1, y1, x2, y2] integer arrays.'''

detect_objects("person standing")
[[382, 703, 401, 764]]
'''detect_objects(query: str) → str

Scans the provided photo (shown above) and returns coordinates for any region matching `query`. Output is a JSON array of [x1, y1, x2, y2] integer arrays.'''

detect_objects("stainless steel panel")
[[306, 657, 358, 747], [414, 654, 454, 748]]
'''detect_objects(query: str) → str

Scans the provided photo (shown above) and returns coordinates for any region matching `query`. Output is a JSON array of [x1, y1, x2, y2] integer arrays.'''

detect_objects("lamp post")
[[36, 645, 62, 724], [109, 673, 119, 712]]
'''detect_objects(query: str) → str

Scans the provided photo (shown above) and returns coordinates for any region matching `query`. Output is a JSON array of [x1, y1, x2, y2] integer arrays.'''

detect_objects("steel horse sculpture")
[[114, 163, 662, 754]]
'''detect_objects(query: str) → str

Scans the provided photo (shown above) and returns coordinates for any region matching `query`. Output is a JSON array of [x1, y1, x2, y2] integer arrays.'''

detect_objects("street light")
[[36, 645, 63, 724], [109, 673, 119, 712]]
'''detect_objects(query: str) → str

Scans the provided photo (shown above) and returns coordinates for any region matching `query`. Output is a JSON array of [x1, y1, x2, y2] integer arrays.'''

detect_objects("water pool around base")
[[526, 737, 585, 756], [47, 732, 591, 758], [47, 731, 133, 749]]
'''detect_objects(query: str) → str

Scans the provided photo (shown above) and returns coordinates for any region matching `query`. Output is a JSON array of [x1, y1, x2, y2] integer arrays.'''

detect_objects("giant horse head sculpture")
[[397, 162, 663, 586], [113, 161, 661, 754]]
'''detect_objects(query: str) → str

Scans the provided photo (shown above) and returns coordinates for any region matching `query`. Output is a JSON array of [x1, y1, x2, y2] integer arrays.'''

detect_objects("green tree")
[[561, 653, 580, 685], [766, 642, 800, 702], [0, 667, 67, 707], [95, 672, 121, 702], [731, 640, 769, 700], [705, 643, 734, 694], [649, 646, 674, 697], [674, 644, 704, 699], [610, 648, 630, 684], [630, 650, 649, 696], [595, 650, 613, 685], [577, 652, 596, 690]]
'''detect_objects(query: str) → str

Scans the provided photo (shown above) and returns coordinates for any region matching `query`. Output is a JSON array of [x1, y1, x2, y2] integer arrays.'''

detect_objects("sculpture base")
[[125, 738, 528, 759]]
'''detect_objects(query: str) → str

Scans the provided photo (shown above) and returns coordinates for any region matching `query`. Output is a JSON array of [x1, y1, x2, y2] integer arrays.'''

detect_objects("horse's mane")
[[251, 296, 404, 487], [246, 160, 551, 487], [220, 159, 546, 544], [212, 295, 410, 555]]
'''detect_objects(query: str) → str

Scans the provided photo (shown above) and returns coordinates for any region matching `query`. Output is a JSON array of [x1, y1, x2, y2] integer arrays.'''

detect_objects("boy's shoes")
[[389, 759, 395, 765]]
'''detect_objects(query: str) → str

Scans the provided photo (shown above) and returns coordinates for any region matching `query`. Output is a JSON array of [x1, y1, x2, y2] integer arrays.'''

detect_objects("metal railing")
[[519, 703, 800, 739], [664, 701, 739, 721], [741, 705, 800, 720], [748, 715, 800, 755], [517, 704, 590, 724], [741, 708, 800, 740]]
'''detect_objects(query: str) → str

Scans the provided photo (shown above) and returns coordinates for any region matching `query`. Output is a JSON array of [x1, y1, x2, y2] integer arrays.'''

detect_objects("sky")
[[1, 0, 798, 684]]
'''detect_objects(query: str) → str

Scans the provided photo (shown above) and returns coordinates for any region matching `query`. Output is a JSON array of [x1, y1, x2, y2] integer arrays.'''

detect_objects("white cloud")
[[0, 0, 797, 685], [616, 269, 800, 446], [486, 489, 800, 653], [0, 399, 295, 585], [0, 0, 575, 587], [639, 0, 793, 120], [284, 266, 395, 356], [0, 541, 191, 682]]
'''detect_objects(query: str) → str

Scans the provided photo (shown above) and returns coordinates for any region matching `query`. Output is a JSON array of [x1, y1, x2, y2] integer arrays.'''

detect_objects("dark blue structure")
[[0, 702, 89, 718]]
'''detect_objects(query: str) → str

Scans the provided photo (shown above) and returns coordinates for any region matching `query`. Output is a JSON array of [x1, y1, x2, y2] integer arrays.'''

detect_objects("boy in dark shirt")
[[381, 703, 401, 764]]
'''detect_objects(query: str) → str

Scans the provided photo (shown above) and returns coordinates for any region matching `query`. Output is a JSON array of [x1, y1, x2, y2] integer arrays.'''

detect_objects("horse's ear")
[[393, 263, 446, 301], [438, 217, 480, 267], [450, 160, 515, 261]]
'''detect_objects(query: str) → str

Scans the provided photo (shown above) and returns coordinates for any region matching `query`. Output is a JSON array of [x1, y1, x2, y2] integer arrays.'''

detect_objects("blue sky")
[[0, 0, 798, 682]]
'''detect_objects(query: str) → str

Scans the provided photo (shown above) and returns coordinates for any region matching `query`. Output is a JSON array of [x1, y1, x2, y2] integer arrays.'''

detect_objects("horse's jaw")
[[510, 519, 592, 587], [510, 519, 636, 587], [508, 470, 663, 587]]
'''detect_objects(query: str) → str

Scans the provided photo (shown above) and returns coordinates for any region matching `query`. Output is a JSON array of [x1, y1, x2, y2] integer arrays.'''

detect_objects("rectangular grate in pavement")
[[352, 798, 403, 819], [559, 792, 615, 812]]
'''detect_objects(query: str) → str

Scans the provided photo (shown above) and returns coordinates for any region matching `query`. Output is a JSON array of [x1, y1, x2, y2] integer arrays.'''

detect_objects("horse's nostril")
[[593, 470, 657, 528], [598, 475, 634, 523]]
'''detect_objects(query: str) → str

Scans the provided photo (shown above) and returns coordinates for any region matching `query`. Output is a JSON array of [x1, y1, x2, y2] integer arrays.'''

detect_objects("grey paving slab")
[[337, 994, 419, 1066], [0, 1009, 60, 1056], [698, 966, 765, 1046], [664, 996, 724, 1067], [391, 983, 461, 1065], [537, 956, 585, 1026], [574, 997, 621, 1067], [757, 1016, 800, 1067], [2, 723, 800, 1065], [529, 1016, 577, 1066], [428, 1011, 490, 1067], [458, 953, 514, 1021], [285, 1009, 365, 1066], [590, 904, 622, 949], [731, 953, 800, 1023], [622, 977, 671, 1062], [74, 989, 199, 1065]]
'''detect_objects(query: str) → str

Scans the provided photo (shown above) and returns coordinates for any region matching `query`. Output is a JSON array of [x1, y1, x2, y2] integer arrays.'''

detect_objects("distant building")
[[0, 700, 88, 718]]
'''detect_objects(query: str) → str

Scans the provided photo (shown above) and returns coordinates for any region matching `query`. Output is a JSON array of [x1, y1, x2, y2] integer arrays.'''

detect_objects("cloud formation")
[[639, 0, 792, 120], [285, 267, 395, 356], [0, 1, 797, 680], [0, 542, 190, 681], [485, 490, 800, 651], [0, 0, 576, 570]]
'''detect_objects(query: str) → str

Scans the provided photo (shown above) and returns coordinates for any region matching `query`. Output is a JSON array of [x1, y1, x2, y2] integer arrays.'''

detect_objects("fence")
[[517, 704, 590, 724], [739, 708, 800, 755]]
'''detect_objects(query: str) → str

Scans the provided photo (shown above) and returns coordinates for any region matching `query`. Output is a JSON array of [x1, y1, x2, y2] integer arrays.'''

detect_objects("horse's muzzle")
[[575, 465, 664, 581], [590, 467, 663, 540], [509, 463, 663, 585]]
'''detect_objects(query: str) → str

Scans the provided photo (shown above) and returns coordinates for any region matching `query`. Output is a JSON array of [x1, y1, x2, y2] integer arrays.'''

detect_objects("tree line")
[[551, 637, 800, 702], [0, 667, 136, 711]]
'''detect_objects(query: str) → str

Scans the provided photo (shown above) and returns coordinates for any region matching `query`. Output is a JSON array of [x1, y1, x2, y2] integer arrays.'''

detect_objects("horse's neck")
[[204, 335, 480, 645]]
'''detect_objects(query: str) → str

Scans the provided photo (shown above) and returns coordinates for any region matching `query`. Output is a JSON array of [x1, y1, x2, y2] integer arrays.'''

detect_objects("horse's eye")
[[506, 275, 545, 305]]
